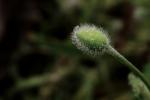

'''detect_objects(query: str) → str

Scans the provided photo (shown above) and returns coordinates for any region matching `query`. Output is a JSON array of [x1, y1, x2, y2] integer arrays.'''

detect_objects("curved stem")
[[107, 45, 150, 90]]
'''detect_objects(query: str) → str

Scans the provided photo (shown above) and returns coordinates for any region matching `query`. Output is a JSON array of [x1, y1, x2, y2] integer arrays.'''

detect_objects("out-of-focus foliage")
[[0, 0, 149, 100], [128, 73, 150, 100]]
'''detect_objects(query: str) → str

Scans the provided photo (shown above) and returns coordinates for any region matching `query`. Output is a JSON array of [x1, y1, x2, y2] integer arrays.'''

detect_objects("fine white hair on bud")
[[71, 24, 110, 56]]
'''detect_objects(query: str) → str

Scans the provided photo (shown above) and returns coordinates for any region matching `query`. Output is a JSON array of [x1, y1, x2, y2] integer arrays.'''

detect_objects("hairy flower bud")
[[71, 24, 110, 56]]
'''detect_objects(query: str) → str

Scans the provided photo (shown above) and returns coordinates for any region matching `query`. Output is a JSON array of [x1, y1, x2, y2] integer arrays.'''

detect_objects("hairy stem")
[[107, 45, 150, 90]]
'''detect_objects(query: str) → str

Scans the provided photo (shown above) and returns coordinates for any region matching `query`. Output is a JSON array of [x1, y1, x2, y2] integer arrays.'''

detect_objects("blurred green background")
[[0, 0, 150, 100]]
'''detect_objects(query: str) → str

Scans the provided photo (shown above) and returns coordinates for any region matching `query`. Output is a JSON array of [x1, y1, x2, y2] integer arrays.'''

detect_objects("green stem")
[[107, 45, 150, 90]]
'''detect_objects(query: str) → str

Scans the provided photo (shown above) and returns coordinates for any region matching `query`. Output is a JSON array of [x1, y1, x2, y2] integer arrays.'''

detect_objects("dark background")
[[0, 0, 150, 100]]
